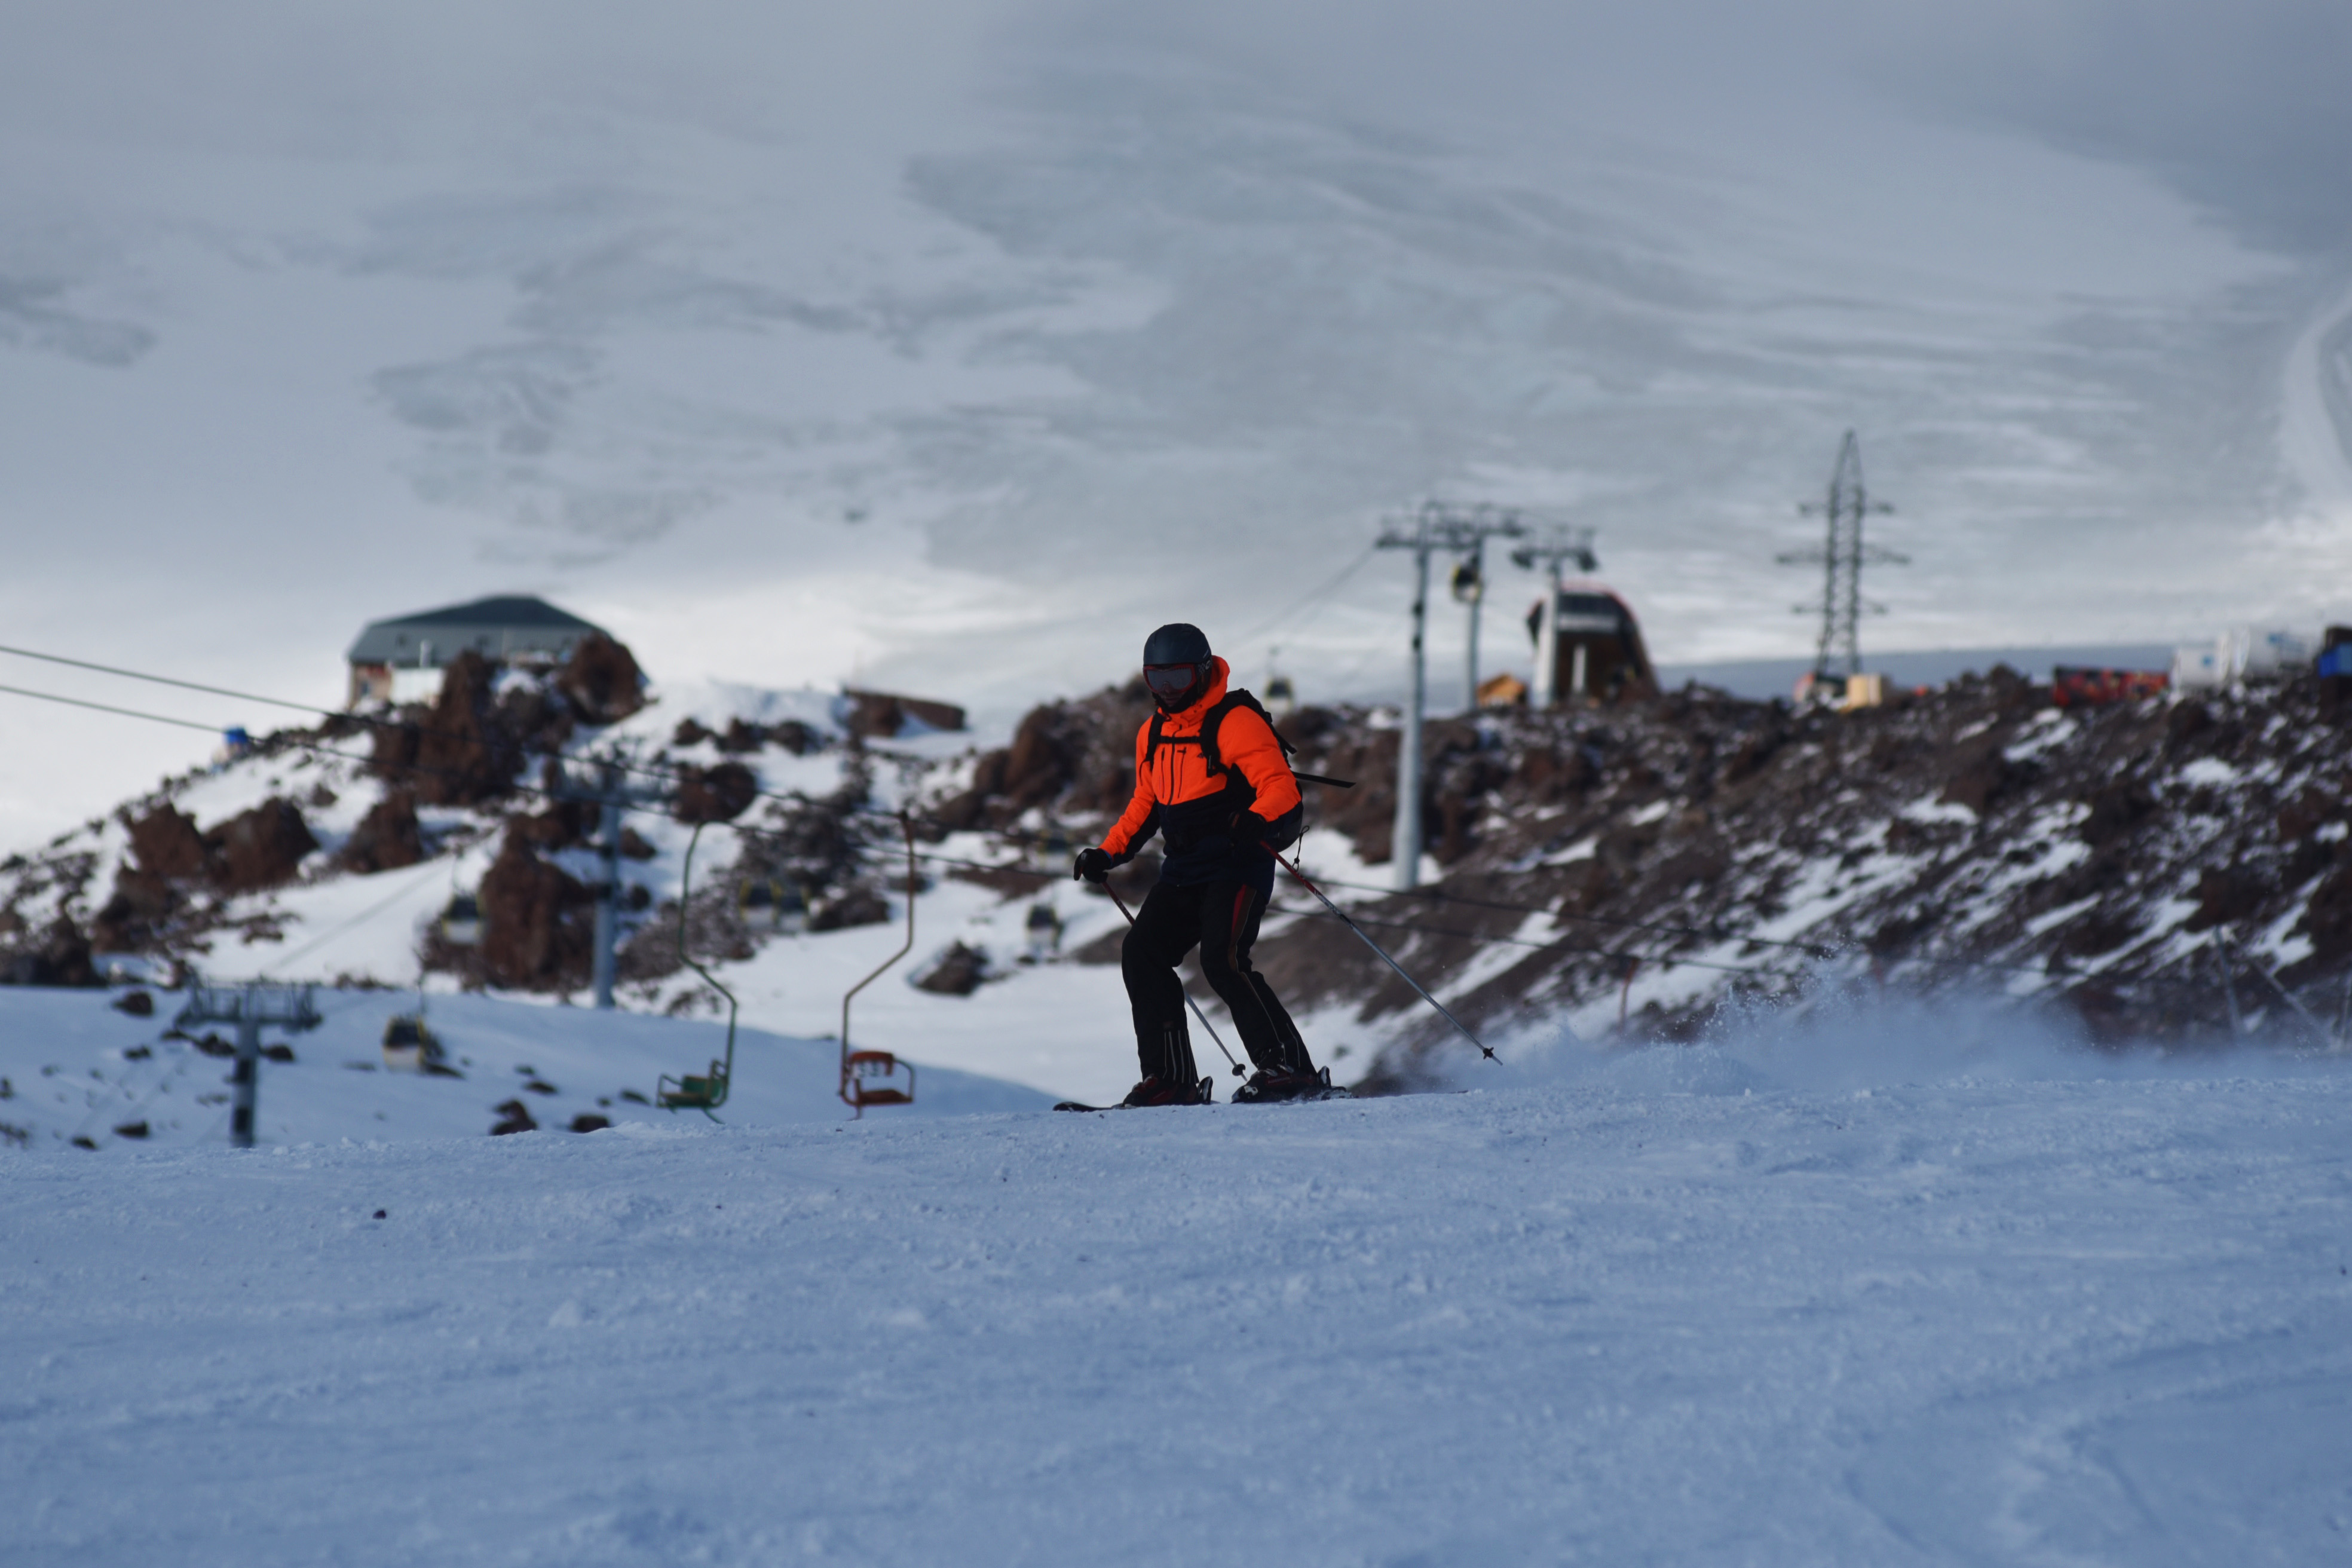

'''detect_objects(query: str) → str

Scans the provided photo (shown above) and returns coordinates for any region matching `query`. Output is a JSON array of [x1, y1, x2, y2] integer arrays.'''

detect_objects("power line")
[[1230, 543, 1379, 647], [0, 638, 944, 829], [0, 682, 231, 736]]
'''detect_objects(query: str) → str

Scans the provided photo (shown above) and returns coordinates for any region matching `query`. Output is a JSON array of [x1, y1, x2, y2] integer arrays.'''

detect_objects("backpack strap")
[[1199, 689, 1296, 777]]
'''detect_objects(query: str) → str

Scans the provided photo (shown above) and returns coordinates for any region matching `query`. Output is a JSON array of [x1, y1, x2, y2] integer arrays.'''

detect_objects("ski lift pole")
[[1270, 850, 1494, 1062], [1101, 882, 1245, 1078]]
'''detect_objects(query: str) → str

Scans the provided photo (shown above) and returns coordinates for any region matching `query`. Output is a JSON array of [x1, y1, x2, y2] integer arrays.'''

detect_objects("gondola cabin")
[[1024, 901, 1062, 963], [382, 1013, 446, 1073], [1527, 586, 1656, 708], [1264, 672, 1297, 719], [439, 895, 482, 946], [739, 878, 806, 936]]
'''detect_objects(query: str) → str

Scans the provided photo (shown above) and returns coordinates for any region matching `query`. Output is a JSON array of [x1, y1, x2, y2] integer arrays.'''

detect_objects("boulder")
[[477, 829, 596, 988], [207, 799, 318, 893], [676, 762, 758, 824], [127, 804, 207, 878], [556, 635, 646, 725], [339, 790, 424, 874], [914, 941, 991, 996]]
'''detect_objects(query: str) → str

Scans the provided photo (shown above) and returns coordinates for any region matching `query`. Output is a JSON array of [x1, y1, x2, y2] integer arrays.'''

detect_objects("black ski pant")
[[1122, 877, 1313, 1083]]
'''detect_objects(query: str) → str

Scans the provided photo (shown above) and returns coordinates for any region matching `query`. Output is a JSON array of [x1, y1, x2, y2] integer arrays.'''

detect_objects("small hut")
[[346, 596, 609, 708]]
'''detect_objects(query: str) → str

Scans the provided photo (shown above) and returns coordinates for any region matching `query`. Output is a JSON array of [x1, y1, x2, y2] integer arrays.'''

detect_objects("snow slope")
[[0, 988, 1050, 1155], [5, 1035, 2348, 1564]]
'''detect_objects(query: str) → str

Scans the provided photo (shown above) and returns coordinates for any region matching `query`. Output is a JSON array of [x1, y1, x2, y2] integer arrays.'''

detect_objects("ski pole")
[[1103, 882, 1247, 1077], [1271, 850, 1495, 1062]]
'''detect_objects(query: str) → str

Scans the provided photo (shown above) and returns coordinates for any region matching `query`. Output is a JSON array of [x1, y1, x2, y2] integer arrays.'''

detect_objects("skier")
[[1073, 623, 1325, 1105]]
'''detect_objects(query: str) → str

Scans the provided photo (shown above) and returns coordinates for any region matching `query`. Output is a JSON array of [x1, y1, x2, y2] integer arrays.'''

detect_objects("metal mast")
[[1780, 430, 1903, 683], [1376, 501, 1527, 889]]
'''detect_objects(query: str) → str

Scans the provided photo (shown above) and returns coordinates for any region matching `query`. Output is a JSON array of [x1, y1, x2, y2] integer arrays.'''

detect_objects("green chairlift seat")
[[657, 823, 737, 1119]]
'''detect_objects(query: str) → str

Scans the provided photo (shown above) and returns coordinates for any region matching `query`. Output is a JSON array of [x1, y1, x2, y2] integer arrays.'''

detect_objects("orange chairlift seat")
[[838, 813, 918, 1117]]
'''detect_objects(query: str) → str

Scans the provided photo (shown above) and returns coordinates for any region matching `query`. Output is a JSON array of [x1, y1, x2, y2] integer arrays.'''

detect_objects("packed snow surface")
[[7, 1019, 2350, 1564], [0, 989, 1051, 1153]]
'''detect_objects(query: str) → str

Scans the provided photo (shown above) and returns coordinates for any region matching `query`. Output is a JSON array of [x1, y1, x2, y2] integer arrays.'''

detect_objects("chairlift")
[[439, 893, 482, 947], [738, 877, 807, 936], [657, 825, 739, 1118], [1450, 559, 1484, 604], [382, 1014, 452, 1073], [840, 814, 920, 1117], [1024, 900, 1062, 963]]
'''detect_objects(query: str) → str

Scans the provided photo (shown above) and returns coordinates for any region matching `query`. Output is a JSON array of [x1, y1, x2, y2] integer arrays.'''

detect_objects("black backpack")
[[1144, 688, 1296, 779]]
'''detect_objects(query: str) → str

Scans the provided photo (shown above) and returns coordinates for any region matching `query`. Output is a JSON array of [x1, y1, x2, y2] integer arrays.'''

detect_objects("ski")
[[1054, 1077, 1215, 1111]]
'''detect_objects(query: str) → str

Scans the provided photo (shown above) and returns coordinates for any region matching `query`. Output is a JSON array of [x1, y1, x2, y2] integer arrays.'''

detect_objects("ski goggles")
[[1143, 663, 1205, 699]]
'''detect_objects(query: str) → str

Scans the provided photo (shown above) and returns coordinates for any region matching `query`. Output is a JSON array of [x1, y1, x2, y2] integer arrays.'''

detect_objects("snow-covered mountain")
[[5, 1, 2350, 849], [11, 618, 2352, 1143]]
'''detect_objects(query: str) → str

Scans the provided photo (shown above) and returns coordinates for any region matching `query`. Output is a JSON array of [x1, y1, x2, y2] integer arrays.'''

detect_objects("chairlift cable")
[[1230, 543, 1379, 647]]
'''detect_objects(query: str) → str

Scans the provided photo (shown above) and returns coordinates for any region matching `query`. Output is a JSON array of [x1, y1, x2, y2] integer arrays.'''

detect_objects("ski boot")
[[1230, 1064, 1340, 1104], [1117, 1074, 1215, 1108]]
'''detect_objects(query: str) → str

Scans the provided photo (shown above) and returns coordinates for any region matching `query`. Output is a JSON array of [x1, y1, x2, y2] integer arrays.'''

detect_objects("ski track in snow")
[[5, 1032, 2350, 1565], [2281, 272, 2352, 525]]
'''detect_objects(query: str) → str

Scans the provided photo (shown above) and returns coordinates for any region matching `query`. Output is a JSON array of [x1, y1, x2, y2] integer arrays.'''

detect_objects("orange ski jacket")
[[1100, 657, 1301, 869]]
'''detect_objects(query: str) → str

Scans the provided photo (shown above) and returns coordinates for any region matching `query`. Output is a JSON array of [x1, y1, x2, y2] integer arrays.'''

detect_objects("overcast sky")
[[2, 1, 2348, 842]]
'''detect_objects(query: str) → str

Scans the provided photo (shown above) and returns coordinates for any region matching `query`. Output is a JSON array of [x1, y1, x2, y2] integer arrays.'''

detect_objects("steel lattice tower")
[[1780, 431, 1904, 682]]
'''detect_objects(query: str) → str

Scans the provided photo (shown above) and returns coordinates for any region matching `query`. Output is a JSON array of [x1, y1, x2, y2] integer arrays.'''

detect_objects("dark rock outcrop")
[[477, 829, 595, 989], [556, 635, 646, 725], [675, 762, 758, 824], [207, 800, 319, 894], [339, 791, 425, 874], [914, 941, 990, 996]]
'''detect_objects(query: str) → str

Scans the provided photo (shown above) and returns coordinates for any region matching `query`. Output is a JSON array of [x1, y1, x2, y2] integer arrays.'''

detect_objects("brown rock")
[[379, 651, 523, 807], [1939, 742, 2017, 814], [676, 762, 758, 823], [340, 790, 424, 874], [206, 799, 318, 893], [112, 989, 154, 1016], [512, 800, 596, 849], [477, 829, 596, 988], [2080, 782, 2157, 848], [128, 805, 207, 878], [91, 868, 177, 952], [809, 887, 890, 931], [556, 635, 647, 725], [4, 915, 98, 987], [2278, 786, 2339, 843], [2183, 868, 2268, 933], [915, 941, 991, 995]]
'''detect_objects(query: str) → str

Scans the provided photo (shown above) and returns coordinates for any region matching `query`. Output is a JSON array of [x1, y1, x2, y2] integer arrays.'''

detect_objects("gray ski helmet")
[[1143, 623, 1211, 667]]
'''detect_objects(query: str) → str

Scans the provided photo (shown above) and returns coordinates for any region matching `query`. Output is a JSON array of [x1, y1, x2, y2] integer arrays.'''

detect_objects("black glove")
[[1073, 847, 1113, 884]]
